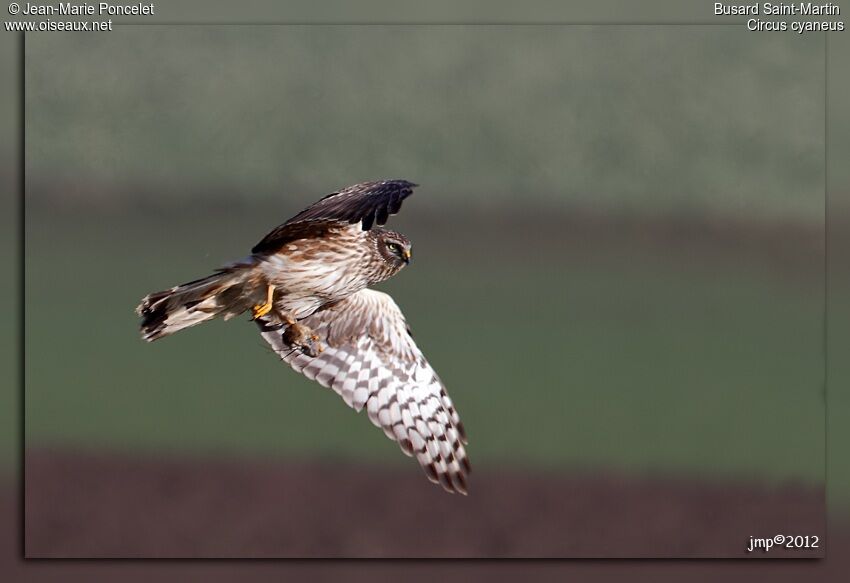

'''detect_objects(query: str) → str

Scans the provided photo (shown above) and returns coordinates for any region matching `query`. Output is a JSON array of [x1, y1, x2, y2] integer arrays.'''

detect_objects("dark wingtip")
[[460, 455, 471, 475], [453, 472, 469, 496], [384, 179, 418, 188], [370, 179, 417, 187], [254, 180, 420, 252]]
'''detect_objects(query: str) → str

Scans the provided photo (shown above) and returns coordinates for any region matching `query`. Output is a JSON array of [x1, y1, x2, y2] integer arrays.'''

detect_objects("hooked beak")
[[402, 249, 412, 264]]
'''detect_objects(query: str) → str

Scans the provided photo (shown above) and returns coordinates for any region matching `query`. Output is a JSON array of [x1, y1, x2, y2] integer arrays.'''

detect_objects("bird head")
[[375, 229, 412, 272]]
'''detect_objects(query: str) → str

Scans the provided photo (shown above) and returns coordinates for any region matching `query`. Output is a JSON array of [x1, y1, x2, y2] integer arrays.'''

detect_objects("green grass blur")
[[22, 210, 824, 486], [19, 24, 827, 492], [27, 26, 823, 222]]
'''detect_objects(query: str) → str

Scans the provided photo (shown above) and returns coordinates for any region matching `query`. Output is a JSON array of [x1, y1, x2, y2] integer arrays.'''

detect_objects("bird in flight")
[[136, 180, 470, 494]]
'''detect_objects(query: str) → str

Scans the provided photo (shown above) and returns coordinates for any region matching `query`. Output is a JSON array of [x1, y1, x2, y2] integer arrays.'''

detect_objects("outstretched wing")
[[257, 289, 470, 494], [252, 180, 417, 254]]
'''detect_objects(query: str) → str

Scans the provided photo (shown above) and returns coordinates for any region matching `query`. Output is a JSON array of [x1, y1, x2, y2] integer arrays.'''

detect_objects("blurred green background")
[[22, 27, 825, 490]]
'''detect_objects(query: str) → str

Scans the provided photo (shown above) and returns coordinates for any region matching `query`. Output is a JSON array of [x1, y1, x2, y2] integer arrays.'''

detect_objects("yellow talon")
[[251, 303, 272, 319], [251, 284, 276, 320]]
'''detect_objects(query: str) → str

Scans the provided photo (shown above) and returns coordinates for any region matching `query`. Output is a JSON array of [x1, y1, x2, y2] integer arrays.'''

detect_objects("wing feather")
[[252, 180, 417, 255], [257, 289, 469, 494]]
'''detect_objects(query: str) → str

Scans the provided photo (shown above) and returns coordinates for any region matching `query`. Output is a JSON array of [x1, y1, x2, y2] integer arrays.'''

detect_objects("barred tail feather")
[[137, 262, 256, 341]]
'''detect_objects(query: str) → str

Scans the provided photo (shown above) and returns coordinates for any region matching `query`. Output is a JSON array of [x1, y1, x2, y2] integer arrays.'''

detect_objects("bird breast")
[[257, 235, 373, 319]]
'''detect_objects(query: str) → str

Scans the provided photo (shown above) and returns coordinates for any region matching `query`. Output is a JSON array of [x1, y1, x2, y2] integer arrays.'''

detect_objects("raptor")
[[137, 180, 470, 494]]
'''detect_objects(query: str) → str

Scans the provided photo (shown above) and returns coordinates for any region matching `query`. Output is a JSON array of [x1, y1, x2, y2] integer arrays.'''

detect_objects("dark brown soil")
[[23, 449, 824, 559]]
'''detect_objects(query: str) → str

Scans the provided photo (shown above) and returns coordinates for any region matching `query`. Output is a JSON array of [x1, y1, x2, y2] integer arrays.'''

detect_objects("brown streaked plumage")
[[136, 180, 470, 494], [137, 180, 415, 343]]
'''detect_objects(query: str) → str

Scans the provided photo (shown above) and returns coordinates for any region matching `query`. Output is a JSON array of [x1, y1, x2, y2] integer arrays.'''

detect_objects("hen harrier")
[[137, 180, 470, 494]]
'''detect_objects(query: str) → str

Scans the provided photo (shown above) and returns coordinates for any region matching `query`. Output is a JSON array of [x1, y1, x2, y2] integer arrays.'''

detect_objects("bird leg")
[[251, 284, 276, 320]]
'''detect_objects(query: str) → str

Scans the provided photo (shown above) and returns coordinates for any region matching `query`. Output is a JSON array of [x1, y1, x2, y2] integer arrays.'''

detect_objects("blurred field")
[[22, 209, 827, 557], [23, 207, 824, 486], [26, 27, 824, 221], [25, 449, 824, 558], [20, 24, 829, 557]]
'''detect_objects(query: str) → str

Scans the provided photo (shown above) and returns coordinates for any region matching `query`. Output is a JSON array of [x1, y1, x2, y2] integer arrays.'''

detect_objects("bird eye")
[[388, 242, 400, 253]]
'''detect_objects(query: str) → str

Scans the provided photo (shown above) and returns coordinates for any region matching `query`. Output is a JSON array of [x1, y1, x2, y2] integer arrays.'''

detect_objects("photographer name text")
[[16, 2, 153, 16]]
